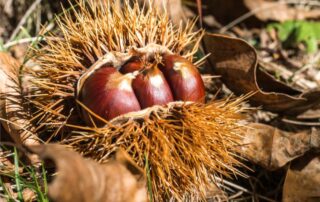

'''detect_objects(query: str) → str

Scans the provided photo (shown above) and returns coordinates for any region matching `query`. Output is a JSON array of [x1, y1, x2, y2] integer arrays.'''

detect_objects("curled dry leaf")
[[29, 144, 147, 202], [204, 33, 320, 115], [283, 153, 320, 202], [241, 123, 320, 170], [0, 52, 38, 146]]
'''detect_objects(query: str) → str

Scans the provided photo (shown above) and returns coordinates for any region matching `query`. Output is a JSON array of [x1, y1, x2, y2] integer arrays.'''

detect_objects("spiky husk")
[[23, 0, 247, 201], [26, 0, 202, 133], [66, 100, 246, 201]]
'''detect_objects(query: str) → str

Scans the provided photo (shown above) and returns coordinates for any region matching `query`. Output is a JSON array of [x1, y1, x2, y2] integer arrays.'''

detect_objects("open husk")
[[18, 0, 249, 200], [67, 100, 247, 201]]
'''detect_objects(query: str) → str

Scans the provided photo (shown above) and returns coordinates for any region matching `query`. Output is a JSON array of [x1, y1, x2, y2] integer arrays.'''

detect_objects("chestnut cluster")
[[78, 54, 205, 126]]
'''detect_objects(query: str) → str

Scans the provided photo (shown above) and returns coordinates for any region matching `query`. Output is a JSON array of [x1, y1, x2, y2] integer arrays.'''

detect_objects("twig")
[[13, 148, 23, 201], [3, 37, 45, 49], [290, 52, 320, 82], [219, 2, 286, 33], [214, 177, 277, 202], [282, 118, 320, 126], [228, 191, 244, 200], [8, 0, 42, 42]]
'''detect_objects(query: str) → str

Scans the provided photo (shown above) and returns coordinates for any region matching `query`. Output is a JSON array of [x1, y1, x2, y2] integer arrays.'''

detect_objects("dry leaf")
[[244, 0, 320, 22], [138, 0, 185, 25], [204, 33, 320, 115], [29, 144, 147, 202], [202, 0, 320, 27], [206, 184, 228, 202], [0, 52, 38, 146], [241, 123, 320, 170], [202, 0, 255, 26], [22, 188, 36, 202], [283, 153, 320, 202]]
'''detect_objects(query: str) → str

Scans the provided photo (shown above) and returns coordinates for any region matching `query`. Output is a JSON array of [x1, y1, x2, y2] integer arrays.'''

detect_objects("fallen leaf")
[[206, 184, 228, 201], [29, 144, 147, 202], [138, 0, 185, 25], [0, 52, 39, 146], [244, 0, 320, 22], [204, 33, 320, 115], [241, 123, 320, 170], [202, 0, 255, 26], [202, 0, 320, 28], [283, 153, 320, 202], [22, 188, 36, 202], [0, 145, 15, 174]]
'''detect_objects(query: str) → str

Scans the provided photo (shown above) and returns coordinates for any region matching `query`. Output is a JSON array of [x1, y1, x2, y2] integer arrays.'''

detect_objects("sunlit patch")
[[173, 62, 192, 78], [149, 74, 164, 88]]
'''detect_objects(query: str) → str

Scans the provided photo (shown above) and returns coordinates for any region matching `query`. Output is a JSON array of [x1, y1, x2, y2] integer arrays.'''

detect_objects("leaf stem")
[[14, 147, 24, 201]]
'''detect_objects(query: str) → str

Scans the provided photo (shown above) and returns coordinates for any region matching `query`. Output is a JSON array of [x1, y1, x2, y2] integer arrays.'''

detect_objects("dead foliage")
[[283, 153, 320, 202], [241, 123, 320, 170], [138, 0, 186, 25], [29, 144, 147, 202], [202, 0, 320, 27], [0, 52, 39, 146], [245, 0, 320, 22], [204, 33, 320, 116]]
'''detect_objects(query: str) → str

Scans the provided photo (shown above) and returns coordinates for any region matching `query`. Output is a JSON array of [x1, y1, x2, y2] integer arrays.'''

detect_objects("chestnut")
[[121, 61, 174, 108], [120, 58, 143, 74], [160, 55, 205, 103], [131, 64, 174, 108], [79, 65, 141, 126]]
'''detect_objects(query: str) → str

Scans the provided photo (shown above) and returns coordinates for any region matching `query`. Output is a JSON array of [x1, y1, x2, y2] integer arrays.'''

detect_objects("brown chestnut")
[[120, 59, 143, 74], [131, 64, 174, 108], [79, 65, 141, 126], [121, 61, 174, 108], [160, 55, 205, 103]]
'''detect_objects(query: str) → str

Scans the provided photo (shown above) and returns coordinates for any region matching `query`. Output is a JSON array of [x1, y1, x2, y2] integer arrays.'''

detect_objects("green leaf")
[[267, 20, 320, 53]]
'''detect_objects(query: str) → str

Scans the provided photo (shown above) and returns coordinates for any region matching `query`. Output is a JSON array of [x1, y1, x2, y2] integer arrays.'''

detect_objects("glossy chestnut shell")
[[78, 54, 205, 125], [121, 61, 174, 108], [161, 54, 205, 103], [79, 65, 141, 126]]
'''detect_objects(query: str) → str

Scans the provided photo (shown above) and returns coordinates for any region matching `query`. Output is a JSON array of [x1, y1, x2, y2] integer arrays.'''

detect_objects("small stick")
[[3, 37, 44, 49], [8, 0, 43, 42]]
